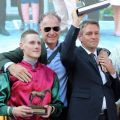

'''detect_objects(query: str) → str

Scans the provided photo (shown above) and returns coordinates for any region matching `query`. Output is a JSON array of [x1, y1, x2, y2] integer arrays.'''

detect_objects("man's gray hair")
[[39, 12, 61, 25]]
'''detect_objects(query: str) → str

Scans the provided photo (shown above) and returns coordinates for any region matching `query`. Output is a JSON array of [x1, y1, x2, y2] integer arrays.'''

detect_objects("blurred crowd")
[[0, 0, 119, 36], [0, 0, 100, 36]]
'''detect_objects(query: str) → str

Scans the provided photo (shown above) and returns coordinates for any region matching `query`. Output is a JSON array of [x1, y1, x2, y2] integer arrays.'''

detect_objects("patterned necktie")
[[89, 53, 99, 70]]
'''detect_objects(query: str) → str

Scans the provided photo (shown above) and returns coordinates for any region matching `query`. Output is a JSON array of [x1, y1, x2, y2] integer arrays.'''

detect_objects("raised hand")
[[72, 9, 85, 28], [97, 50, 116, 74], [97, 50, 108, 72]]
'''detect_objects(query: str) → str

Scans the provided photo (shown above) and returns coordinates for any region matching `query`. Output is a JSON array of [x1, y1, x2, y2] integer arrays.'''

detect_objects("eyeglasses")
[[44, 26, 60, 32]]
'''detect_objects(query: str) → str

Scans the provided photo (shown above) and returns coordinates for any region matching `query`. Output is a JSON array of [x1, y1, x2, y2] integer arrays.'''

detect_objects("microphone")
[[97, 48, 111, 72]]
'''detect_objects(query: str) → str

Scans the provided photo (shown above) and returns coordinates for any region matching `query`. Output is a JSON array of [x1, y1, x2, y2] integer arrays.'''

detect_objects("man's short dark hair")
[[80, 20, 99, 30], [21, 29, 39, 39], [21, 29, 39, 40]]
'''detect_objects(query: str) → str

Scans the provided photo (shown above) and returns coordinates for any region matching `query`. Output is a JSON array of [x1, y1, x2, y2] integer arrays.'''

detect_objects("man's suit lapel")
[[88, 54, 100, 74], [79, 46, 102, 84], [80, 46, 101, 75]]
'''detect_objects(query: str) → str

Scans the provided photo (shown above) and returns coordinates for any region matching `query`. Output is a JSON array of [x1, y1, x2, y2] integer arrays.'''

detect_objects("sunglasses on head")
[[44, 26, 60, 32]]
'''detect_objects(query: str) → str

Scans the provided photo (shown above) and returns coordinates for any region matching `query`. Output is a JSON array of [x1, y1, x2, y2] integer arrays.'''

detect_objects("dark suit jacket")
[[61, 25, 120, 120]]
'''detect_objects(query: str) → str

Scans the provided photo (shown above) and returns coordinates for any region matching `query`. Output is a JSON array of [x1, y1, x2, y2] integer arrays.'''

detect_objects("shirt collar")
[[45, 41, 60, 51], [81, 45, 97, 57]]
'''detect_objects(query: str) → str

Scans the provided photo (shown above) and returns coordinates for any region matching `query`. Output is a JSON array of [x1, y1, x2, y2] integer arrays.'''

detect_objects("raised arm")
[[61, 10, 83, 68]]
